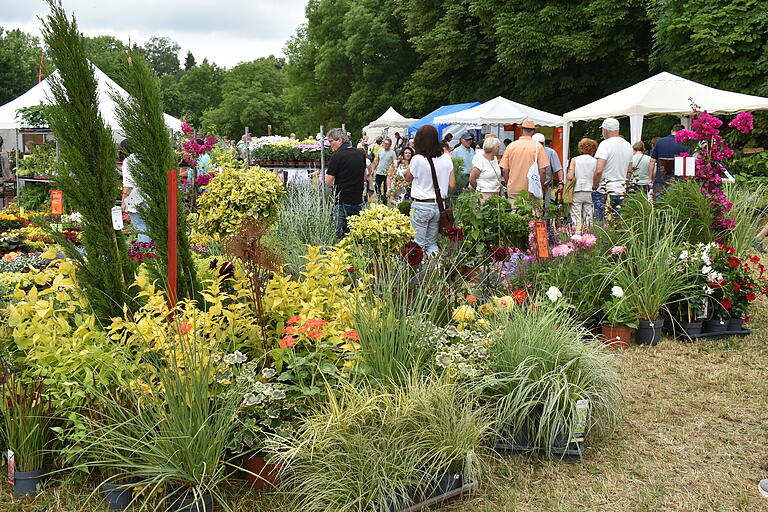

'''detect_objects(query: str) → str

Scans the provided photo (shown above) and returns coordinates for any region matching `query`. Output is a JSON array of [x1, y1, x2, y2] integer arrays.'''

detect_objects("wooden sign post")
[[534, 220, 550, 259]]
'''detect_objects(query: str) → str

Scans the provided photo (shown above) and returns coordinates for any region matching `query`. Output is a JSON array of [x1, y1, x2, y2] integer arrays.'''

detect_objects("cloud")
[[0, 0, 307, 67]]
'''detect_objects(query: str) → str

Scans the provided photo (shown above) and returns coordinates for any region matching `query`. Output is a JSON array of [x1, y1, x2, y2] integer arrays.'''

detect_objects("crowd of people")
[[325, 118, 696, 253]]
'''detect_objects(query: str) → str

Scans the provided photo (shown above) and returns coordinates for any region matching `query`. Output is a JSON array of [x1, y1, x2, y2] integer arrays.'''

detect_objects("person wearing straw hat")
[[499, 119, 549, 203]]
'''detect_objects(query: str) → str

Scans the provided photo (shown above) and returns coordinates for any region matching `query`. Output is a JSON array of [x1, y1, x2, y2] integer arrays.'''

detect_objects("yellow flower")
[[452, 305, 477, 323], [495, 296, 514, 311]]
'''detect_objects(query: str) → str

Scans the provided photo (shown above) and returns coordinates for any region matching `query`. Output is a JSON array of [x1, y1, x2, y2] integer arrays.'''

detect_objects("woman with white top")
[[388, 146, 413, 204], [566, 138, 598, 231], [469, 137, 504, 201], [405, 125, 456, 256]]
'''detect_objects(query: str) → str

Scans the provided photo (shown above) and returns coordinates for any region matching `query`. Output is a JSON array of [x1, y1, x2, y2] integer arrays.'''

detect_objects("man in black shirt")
[[325, 127, 366, 239]]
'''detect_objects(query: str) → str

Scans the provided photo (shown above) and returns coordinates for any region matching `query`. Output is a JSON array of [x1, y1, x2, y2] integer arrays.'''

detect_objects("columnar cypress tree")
[[111, 49, 200, 301], [40, 0, 137, 323]]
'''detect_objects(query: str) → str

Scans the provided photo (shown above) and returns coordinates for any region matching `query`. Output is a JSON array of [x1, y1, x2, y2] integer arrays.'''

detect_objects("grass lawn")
[[2, 305, 767, 512]]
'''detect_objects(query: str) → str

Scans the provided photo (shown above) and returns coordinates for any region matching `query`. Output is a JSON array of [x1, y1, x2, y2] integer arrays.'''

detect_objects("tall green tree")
[[0, 28, 43, 105], [142, 36, 181, 76], [201, 57, 287, 137], [112, 49, 200, 302], [177, 62, 224, 127], [184, 50, 196, 70], [40, 0, 137, 324], [83, 35, 127, 85]]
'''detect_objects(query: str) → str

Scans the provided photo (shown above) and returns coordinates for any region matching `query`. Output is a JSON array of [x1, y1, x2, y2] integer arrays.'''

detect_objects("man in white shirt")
[[592, 118, 633, 221]]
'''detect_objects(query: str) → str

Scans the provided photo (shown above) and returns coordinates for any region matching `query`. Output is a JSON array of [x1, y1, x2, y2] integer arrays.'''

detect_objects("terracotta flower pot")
[[242, 454, 281, 490], [600, 325, 632, 349]]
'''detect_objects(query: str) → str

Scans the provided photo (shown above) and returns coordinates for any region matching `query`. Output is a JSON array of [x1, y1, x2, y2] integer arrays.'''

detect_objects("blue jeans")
[[411, 202, 440, 256], [336, 203, 364, 239], [129, 211, 151, 243], [592, 192, 624, 222]]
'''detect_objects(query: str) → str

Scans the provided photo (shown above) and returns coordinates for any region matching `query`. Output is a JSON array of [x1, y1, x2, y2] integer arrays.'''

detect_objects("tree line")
[[1, 0, 767, 144]]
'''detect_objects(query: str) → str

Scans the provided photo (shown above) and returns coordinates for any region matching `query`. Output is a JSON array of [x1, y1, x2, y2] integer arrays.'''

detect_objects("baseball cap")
[[532, 133, 546, 143], [601, 118, 620, 131], [459, 131, 472, 140]]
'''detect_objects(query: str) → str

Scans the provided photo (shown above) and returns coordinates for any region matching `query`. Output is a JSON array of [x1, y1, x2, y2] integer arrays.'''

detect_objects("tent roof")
[[365, 106, 418, 128], [563, 72, 768, 123], [0, 65, 182, 131], [433, 96, 563, 127], [407, 102, 481, 134]]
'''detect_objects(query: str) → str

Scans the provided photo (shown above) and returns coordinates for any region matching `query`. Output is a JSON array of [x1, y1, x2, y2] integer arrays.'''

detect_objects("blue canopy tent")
[[407, 102, 481, 140]]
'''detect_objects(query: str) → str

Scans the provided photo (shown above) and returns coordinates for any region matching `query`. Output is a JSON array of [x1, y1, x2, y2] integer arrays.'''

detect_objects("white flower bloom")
[[570, 234, 583, 242], [703, 286, 714, 295], [545, 286, 563, 302], [701, 265, 712, 275], [611, 286, 624, 298], [679, 250, 689, 260], [708, 271, 723, 282]]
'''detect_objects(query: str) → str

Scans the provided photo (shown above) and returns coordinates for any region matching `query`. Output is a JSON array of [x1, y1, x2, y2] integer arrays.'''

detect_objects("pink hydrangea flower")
[[728, 112, 754, 134]]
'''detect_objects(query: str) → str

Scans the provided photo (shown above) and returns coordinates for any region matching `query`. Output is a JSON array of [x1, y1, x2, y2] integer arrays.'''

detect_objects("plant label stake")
[[7, 449, 14, 485], [167, 169, 178, 313], [571, 399, 590, 443], [110, 206, 124, 231], [534, 220, 550, 258]]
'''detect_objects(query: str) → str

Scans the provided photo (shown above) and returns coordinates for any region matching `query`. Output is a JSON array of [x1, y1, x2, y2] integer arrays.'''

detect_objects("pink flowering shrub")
[[180, 122, 217, 165], [729, 112, 754, 134]]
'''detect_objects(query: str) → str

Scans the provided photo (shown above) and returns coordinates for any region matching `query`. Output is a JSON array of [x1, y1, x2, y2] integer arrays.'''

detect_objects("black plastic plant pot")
[[635, 319, 663, 346], [434, 473, 463, 497], [12, 469, 45, 499], [727, 317, 744, 331], [102, 482, 134, 510], [704, 318, 728, 333], [166, 487, 214, 512], [550, 430, 584, 462], [678, 320, 703, 337]]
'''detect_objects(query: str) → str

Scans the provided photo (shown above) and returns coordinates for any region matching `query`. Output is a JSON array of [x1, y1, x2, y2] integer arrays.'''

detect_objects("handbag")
[[562, 178, 574, 204], [427, 156, 454, 235], [527, 141, 543, 199]]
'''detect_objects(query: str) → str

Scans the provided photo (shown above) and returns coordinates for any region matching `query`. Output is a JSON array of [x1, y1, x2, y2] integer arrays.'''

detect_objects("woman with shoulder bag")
[[405, 125, 456, 256], [469, 137, 504, 202], [626, 141, 651, 194]]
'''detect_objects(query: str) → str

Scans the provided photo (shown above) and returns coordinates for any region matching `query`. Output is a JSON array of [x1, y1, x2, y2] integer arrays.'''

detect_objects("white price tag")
[[111, 206, 124, 231], [7, 449, 15, 484]]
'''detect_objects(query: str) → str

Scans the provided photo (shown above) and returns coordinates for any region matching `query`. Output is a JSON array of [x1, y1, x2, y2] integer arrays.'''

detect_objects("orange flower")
[[512, 290, 527, 304], [343, 329, 360, 341], [179, 322, 193, 335], [279, 336, 296, 349], [287, 315, 302, 325], [281, 325, 297, 335], [307, 329, 324, 339], [304, 317, 329, 328], [466, 294, 478, 303]]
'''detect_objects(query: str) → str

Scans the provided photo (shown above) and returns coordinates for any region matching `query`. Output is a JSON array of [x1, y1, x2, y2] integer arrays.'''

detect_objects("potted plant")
[[600, 286, 637, 349], [666, 243, 716, 337], [0, 367, 54, 499]]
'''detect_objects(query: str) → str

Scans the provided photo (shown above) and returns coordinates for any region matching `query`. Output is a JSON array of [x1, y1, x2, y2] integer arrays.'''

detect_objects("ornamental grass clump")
[[346, 204, 415, 254], [195, 166, 285, 238], [479, 302, 623, 457], [270, 376, 491, 512], [0, 364, 55, 473]]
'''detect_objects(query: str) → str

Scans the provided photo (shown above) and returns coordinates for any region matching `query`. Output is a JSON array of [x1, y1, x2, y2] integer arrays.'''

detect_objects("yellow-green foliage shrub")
[[195, 166, 285, 238], [346, 204, 415, 254]]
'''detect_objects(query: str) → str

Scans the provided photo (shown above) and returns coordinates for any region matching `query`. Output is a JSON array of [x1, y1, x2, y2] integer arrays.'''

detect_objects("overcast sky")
[[0, 0, 308, 68]]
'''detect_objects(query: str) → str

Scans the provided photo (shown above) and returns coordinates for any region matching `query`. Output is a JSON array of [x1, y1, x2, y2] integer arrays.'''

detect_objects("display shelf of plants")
[[2, 5, 766, 511], [248, 136, 332, 167]]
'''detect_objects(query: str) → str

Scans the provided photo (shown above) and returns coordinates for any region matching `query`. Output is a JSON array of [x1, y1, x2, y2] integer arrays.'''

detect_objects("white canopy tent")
[[363, 107, 418, 140], [433, 96, 564, 127], [562, 72, 768, 161], [0, 65, 183, 152]]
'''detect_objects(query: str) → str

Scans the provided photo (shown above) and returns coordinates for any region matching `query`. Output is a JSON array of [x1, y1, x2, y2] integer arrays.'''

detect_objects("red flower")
[[279, 336, 296, 349], [750, 255, 761, 263], [722, 298, 732, 309], [305, 318, 329, 328], [723, 246, 736, 255], [281, 325, 297, 335], [744, 316, 750, 324], [727, 257, 741, 268], [746, 292, 757, 302], [466, 294, 478, 303], [512, 290, 527, 304], [343, 329, 360, 341], [179, 322, 193, 335], [732, 282, 741, 293], [307, 329, 324, 339], [491, 247, 509, 262], [446, 227, 464, 242], [401, 242, 424, 266], [287, 315, 302, 325]]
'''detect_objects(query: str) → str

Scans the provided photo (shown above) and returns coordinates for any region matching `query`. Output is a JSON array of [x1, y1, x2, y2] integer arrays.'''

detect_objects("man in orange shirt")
[[499, 119, 549, 203]]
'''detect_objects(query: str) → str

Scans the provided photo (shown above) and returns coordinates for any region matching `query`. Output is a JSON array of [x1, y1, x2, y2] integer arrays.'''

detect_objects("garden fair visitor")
[[469, 136, 504, 202], [533, 132, 563, 220], [405, 124, 455, 256], [452, 132, 475, 177], [325, 128, 366, 239], [649, 123, 688, 198], [372, 137, 397, 204], [628, 141, 651, 194], [566, 137, 598, 231], [592, 117, 633, 221], [499, 119, 549, 204]]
